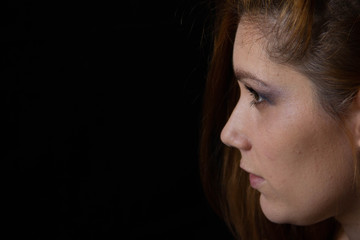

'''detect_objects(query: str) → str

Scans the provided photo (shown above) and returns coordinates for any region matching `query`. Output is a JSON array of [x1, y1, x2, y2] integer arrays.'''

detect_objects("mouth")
[[240, 163, 265, 189], [249, 173, 265, 189]]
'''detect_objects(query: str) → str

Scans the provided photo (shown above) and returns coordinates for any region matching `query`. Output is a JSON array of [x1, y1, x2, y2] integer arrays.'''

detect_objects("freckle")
[[294, 149, 302, 155]]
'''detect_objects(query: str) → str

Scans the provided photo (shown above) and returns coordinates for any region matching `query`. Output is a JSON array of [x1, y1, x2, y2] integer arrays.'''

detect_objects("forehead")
[[233, 22, 277, 80], [232, 21, 314, 91]]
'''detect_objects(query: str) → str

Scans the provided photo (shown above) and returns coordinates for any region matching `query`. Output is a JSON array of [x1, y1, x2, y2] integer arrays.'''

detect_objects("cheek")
[[253, 98, 330, 179], [255, 115, 355, 225], [254, 109, 306, 171], [260, 160, 354, 225]]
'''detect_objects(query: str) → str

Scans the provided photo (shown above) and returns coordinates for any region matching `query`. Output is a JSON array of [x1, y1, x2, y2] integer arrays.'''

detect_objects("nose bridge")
[[220, 100, 251, 150]]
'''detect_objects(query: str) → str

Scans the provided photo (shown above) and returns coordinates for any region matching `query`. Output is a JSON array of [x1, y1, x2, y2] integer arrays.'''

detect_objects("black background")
[[6, 0, 233, 239]]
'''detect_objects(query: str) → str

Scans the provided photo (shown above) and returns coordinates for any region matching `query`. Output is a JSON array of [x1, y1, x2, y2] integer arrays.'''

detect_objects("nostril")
[[239, 138, 252, 151]]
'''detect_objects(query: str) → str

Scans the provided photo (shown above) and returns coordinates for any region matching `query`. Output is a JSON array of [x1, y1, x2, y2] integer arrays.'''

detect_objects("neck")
[[336, 196, 360, 240], [341, 223, 360, 240], [335, 226, 348, 240]]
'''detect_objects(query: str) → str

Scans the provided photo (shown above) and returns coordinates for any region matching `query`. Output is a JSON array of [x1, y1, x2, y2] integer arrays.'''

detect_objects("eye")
[[245, 85, 265, 106]]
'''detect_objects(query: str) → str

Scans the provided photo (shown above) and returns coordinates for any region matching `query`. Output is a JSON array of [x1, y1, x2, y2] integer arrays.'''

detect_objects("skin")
[[220, 21, 360, 239]]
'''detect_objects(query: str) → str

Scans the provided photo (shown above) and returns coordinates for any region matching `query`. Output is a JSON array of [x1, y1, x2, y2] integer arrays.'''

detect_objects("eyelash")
[[244, 85, 265, 106]]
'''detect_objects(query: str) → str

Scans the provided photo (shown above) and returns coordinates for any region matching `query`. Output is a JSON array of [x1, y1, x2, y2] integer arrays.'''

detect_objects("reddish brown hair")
[[200, 0, 360, 239]]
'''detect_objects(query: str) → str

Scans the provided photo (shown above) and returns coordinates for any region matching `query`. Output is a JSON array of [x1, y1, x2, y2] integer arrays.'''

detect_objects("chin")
[[259, 195, 322, 226]]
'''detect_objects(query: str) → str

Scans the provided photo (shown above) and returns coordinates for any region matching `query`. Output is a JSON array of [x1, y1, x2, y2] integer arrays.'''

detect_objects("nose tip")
[[220, 126, 232, 147], [220, 119, 252, 151]]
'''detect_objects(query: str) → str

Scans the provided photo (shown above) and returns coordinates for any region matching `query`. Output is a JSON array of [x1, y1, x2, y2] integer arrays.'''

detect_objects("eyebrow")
[[233, 68, 269, 88]]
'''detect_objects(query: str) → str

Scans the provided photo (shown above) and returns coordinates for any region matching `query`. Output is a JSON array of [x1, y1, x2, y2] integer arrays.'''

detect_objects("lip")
[[249, 173, 265, 189], [240, 162, 265, 189]]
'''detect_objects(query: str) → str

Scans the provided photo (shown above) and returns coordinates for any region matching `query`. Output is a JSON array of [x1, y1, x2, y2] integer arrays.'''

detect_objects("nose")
[[220, 102, 252, 151]]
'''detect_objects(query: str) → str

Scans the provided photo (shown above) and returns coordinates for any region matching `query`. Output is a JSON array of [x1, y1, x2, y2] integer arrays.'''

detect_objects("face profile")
[[199, 1, 360, 239], [221, 21, 357, 226]]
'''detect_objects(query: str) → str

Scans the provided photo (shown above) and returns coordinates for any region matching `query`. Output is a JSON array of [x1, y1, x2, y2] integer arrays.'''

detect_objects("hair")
[[199, 0, 360, 239]]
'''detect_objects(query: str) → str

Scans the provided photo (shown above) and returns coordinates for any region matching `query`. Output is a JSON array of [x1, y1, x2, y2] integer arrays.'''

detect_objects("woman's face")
[[221, 22, 358, 225]]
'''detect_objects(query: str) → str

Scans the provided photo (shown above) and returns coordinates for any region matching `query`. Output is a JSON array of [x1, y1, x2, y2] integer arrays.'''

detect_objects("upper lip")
[[240, 162, 262, 178]]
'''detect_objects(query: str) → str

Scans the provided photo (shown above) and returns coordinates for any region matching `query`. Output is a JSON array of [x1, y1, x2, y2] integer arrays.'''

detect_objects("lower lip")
[[249, 173, 265, 189]]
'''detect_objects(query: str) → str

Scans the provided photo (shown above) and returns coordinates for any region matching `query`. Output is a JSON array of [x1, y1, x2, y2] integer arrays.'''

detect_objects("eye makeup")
[[244, 85, 266, 106], [233, 68, 281, 106], [238, 80, 275, 106]]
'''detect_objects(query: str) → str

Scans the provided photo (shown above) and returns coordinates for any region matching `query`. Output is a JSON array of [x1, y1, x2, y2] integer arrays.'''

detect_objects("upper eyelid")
[[236, 76, 271, 93], [237, 78, 280, 105], [238, 80, 267, 95], [239, 81, 272, 104], [244, 85, 257, 95], [245, 85, 262, 100], [238, 81, 258, 97], [237, 80, 257, 93]]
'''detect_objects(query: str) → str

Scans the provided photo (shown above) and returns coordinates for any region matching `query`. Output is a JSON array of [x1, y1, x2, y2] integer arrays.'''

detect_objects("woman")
[[200, 0, 360, 239]]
